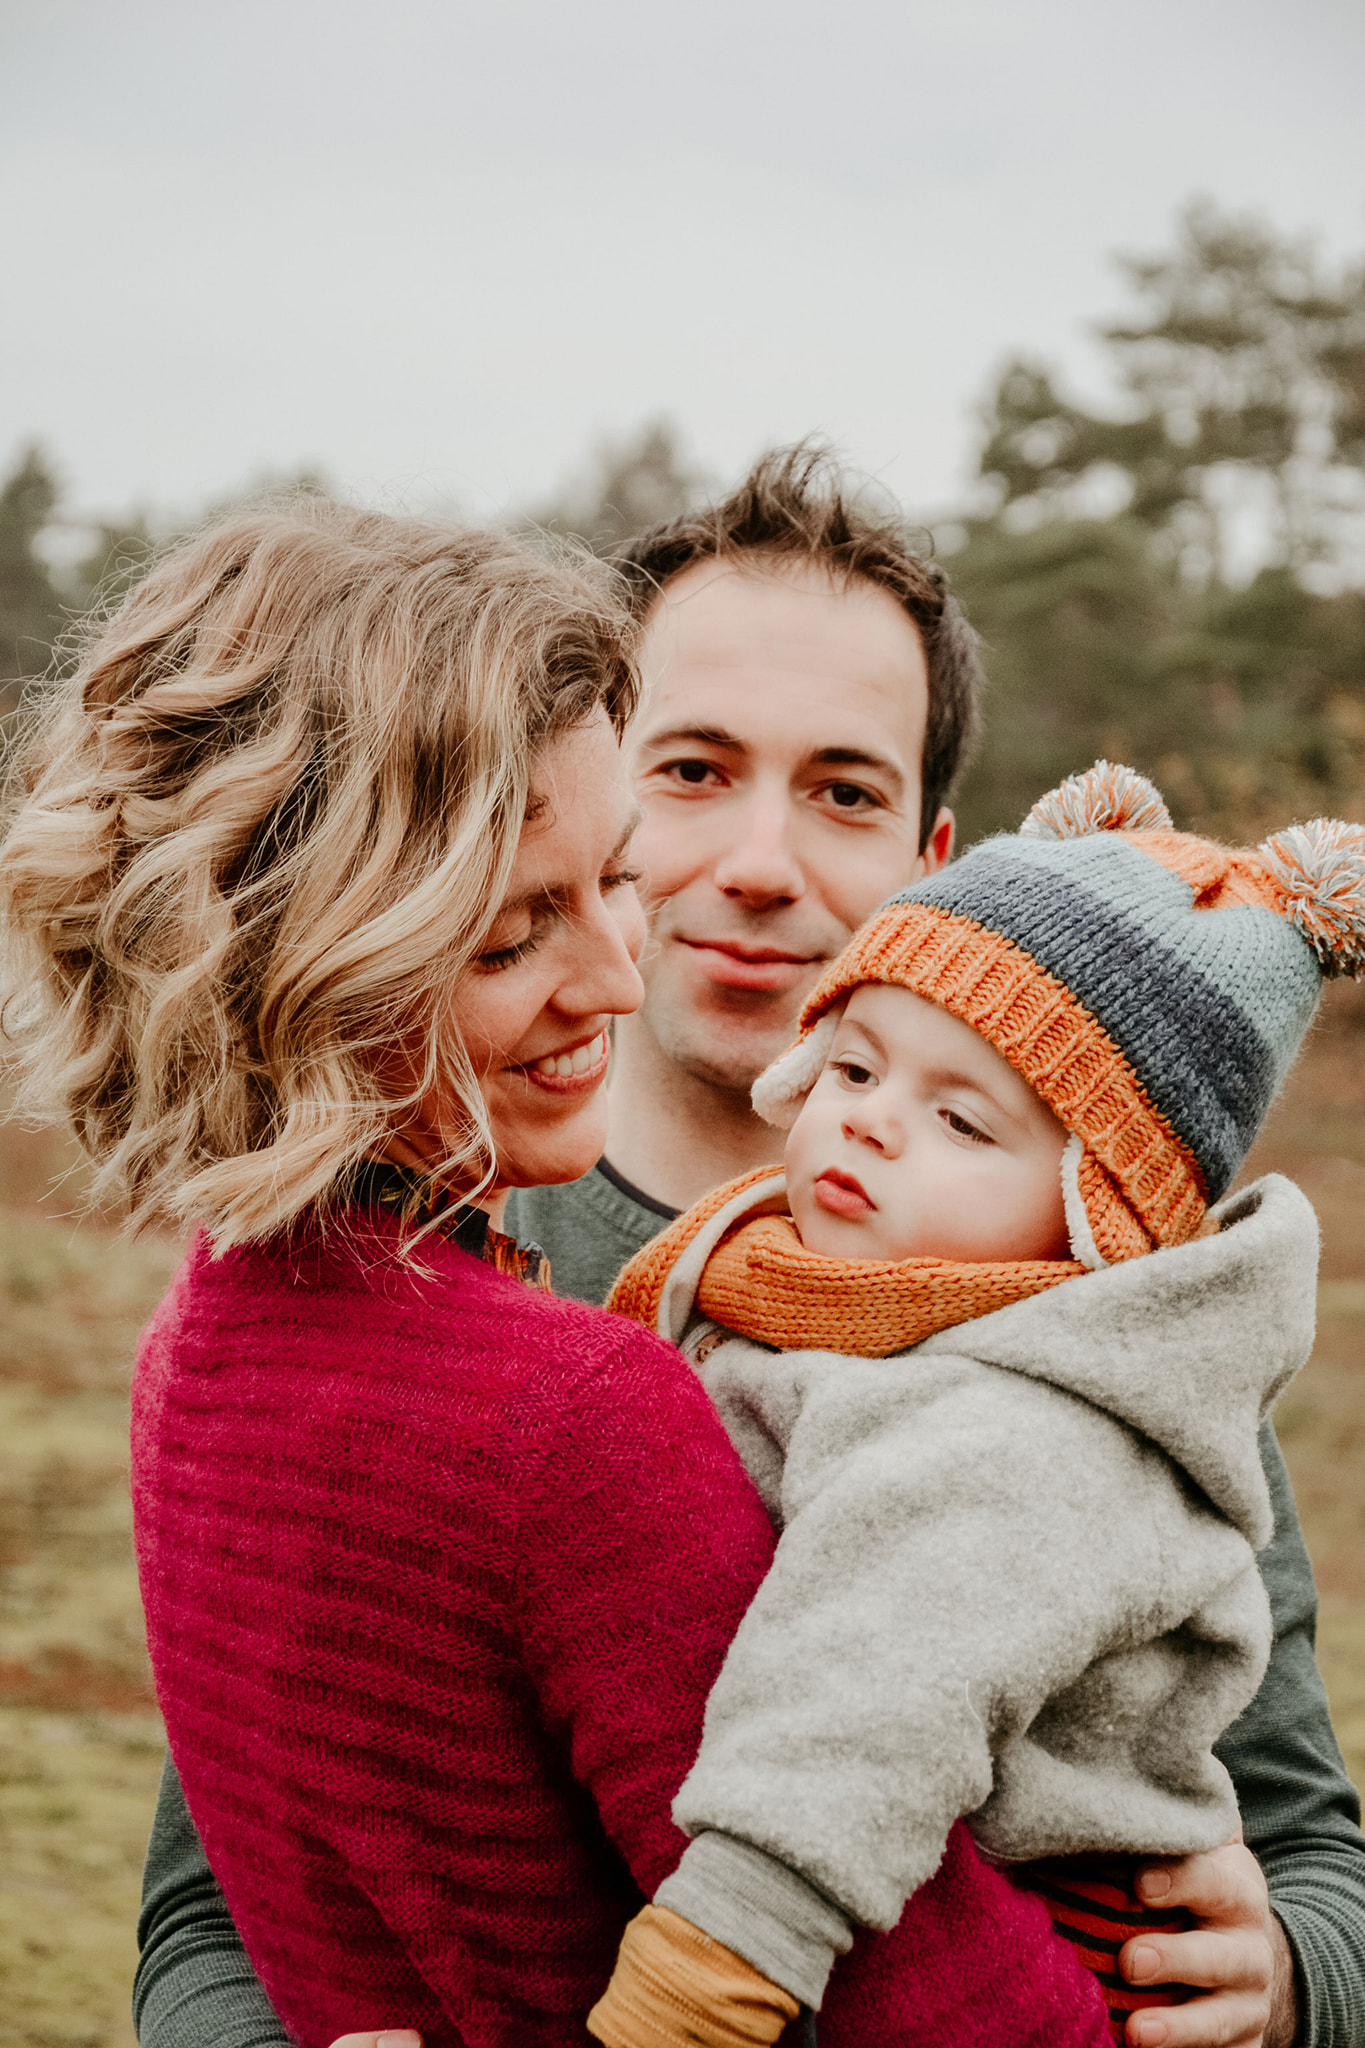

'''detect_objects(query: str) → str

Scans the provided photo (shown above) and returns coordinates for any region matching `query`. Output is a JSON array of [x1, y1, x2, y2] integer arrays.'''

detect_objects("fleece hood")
[[655, 1170, 1318, 1550]]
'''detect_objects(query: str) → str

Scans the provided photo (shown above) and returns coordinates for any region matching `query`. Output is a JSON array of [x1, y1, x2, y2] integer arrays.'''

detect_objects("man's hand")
[[1121, 1844, 1297, 2047], [328, 2033, 422, 2048]]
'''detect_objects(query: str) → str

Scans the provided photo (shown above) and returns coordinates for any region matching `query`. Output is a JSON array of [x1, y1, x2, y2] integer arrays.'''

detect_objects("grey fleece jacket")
[[652, 1171, 1321, 2007]]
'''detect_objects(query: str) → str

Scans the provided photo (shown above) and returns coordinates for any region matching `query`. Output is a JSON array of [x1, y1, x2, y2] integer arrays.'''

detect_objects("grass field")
[[1, 986, 1363, 2045]]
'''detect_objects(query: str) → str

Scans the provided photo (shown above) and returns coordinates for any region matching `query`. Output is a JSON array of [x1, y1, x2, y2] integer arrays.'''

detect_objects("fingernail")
[[1130, 2022, 1166, 2047], [1139, 1867, 1172, 1900], [1129, 1943, 1162, 1982], [377, 2033, 422, 2048]]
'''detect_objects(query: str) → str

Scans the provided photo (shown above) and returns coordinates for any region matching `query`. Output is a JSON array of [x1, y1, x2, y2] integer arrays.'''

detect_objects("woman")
[[0, 502, 1108, 2046]]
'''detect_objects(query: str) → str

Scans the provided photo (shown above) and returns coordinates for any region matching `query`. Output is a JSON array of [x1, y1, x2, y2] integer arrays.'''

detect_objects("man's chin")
[[647, 1006, 803, 1099]]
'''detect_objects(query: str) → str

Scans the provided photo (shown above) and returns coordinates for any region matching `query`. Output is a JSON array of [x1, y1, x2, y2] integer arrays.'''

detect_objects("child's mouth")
[[813, 1169, 874, 1218]]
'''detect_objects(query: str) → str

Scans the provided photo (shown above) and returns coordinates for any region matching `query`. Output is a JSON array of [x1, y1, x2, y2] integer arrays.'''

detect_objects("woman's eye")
[[475, 926, 542, 972], [601, 867, 642, 894], [942, 1109, 992, 1145]]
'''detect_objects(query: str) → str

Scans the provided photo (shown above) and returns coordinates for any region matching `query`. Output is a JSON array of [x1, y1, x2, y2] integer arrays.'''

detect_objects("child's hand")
[[588, 1904, 800, 2048]]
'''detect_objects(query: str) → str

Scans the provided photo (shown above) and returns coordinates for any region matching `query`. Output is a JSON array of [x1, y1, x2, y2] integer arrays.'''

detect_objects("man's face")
[[629, 556, 952, 1095]]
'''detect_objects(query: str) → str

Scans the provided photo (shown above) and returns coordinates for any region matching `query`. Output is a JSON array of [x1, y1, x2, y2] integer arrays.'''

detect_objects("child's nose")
[[842, 1107, 901, 1157]]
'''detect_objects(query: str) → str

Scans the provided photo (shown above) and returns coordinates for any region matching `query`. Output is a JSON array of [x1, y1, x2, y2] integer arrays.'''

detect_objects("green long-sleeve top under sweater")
[[134, 1163, 1365, 2047]]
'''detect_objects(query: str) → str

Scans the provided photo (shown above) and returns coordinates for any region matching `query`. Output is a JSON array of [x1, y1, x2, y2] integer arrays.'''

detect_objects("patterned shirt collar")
[[347, 1160, 552, 1291]]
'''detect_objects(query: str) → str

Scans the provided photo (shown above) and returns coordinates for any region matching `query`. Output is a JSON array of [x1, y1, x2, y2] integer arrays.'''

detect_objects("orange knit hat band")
[[795, 903, 1208, 1255]]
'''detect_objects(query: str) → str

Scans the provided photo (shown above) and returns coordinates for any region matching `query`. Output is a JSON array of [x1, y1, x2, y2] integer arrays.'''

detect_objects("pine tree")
[[524, 419, 706, 554], [0, 447, 66, 712], [950, 204, 1365, 842]]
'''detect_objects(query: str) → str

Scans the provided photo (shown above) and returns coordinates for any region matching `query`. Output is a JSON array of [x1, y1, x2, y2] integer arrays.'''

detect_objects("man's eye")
[[666, 759, 719, 787], [824, 782, 879, 811]]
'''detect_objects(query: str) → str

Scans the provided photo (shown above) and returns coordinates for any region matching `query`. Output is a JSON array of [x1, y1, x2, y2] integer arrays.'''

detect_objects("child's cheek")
[[782, 1103, 826, 1214]]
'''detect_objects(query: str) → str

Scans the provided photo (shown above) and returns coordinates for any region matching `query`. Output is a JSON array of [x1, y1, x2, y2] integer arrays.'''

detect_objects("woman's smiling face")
[[398, 713, 646, 1196]]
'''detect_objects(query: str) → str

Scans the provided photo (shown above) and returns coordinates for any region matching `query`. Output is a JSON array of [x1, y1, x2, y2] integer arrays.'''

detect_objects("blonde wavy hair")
[[0, 499, 637, 1246]]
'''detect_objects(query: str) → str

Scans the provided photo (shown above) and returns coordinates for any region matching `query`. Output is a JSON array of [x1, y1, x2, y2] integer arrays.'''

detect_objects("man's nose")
[[711, 789, 805, 908]]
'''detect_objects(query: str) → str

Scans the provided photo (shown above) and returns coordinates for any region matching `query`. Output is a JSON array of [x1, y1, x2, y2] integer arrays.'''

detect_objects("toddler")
[[589, 762, 1365, 2047]]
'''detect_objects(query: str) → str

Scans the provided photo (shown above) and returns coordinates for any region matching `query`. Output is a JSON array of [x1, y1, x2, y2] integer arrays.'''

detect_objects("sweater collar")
[[346, 1161, 551, 1289]]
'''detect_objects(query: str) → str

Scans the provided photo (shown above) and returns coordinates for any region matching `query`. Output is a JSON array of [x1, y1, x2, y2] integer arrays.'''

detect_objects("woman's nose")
[[559, 892, 646, 1020]]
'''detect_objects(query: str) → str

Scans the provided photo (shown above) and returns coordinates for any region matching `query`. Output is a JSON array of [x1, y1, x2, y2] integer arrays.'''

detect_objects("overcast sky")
[[4, 0, 1364, 529]]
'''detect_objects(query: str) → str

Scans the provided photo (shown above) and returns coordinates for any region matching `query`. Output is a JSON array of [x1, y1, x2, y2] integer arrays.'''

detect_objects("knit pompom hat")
[[752, 762, 1365, 1267]]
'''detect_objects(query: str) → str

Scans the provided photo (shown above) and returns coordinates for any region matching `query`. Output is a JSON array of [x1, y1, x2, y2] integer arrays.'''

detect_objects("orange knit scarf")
[[607, 1167, 1086, 1360]]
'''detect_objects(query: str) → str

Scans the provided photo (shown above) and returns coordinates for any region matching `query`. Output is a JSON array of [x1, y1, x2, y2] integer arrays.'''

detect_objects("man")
[[509, 447, 964, 1295], [136, 450, 1364, 2048]]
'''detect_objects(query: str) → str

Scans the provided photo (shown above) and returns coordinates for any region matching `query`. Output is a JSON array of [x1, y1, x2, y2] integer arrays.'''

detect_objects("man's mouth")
[[516, 1029, 611, 1094], [677, 938, 823, 994], [813, 1168, 875, 1217]]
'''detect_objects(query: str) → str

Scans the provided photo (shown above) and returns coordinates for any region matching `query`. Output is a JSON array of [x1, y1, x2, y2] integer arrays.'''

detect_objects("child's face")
[[785, 983, 1073, 1265]]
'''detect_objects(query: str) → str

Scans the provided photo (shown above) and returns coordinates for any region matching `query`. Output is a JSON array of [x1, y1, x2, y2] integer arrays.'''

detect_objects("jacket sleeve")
[[134, 1754, 289, 2048], [668, 1348, 1254, 1937], [1216, 1420, 1365, 2048]]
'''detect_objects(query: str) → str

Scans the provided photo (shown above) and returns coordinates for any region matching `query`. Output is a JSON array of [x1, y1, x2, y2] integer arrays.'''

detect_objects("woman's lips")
[[813, 1168, 875, 1218], [517, 1029, 611, 1096], [679, 939, 821, 993]]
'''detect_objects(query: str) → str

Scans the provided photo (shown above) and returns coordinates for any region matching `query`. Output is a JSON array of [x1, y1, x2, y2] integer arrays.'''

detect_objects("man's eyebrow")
[[811, 746, 905, 791], [636, 730, 906, 794], [636, 722, 746, 752]]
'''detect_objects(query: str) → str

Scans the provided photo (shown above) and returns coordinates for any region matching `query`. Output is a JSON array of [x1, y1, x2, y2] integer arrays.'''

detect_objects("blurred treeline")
[[4, 201, 1364, 844]]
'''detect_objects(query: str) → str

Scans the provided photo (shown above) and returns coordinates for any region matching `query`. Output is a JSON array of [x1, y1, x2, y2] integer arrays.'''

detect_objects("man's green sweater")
[[134, 1163, 1365, 2048]]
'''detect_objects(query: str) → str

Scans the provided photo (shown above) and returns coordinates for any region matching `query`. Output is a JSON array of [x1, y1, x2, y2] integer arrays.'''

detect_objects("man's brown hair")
[[613, 442, 983, 848]]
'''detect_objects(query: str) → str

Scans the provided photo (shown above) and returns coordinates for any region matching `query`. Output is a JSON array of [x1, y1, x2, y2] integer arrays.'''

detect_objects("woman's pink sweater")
[[132, 1203, 1109, 2048]]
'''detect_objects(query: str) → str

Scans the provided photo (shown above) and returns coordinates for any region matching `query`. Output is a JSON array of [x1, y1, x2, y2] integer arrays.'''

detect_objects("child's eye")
[[942, 1108, 993, 1145], [834, 1059, 877, 1089]]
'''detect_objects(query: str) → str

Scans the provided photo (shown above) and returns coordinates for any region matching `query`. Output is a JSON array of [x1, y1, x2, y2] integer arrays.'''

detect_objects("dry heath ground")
[[1, 987, 1363, 2045]]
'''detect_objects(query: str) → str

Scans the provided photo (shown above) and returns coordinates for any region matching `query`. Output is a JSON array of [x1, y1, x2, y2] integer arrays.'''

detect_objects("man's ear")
[[920, 808, 955, 875]]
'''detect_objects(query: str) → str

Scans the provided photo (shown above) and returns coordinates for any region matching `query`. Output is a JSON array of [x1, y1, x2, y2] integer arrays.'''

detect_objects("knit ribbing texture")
[[132, 1200, 1111, 2048], [608, 1177, 1084, 1358]]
